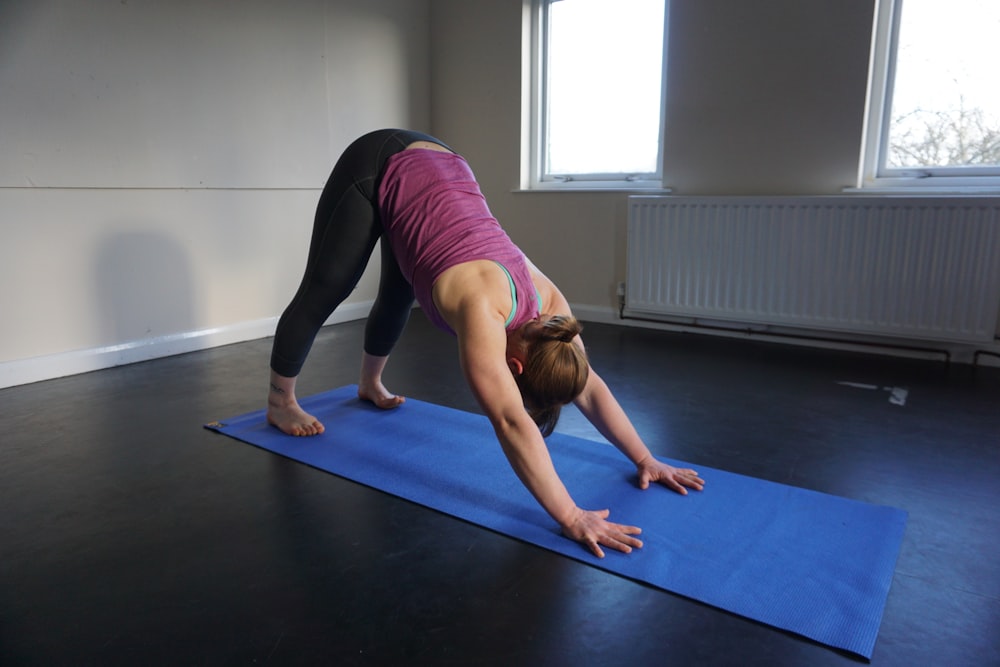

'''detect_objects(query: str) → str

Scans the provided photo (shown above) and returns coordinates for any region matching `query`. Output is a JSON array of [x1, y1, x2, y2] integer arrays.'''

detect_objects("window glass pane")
[[545, 0, 664, 176], [886, 0, 1000, 170]]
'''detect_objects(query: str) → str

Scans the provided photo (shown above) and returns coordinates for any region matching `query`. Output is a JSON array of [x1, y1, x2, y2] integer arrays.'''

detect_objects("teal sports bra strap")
[[495, 261, 518, 327], [494, 261, 543, 327]]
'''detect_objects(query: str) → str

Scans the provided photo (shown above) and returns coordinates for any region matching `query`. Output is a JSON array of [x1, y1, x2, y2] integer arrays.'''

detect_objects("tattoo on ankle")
[[269, 383, 287, 395]]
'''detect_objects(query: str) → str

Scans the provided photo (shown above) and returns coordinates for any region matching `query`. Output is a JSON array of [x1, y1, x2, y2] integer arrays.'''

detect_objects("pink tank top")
[[377, 149, 539, 335]]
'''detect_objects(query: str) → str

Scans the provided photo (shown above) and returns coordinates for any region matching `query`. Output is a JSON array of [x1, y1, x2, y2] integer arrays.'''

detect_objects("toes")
[[271, 415, 323, 437], [359, 390, 405, 409], [299, 421, 323, 436], [377, 395, 404, 409]]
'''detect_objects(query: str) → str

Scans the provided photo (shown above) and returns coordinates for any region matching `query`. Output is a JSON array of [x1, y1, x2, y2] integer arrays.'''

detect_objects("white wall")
[[4, 0, 997, 387], [0, 0, 430, 387], [428, 0, 876, 313], [428, 0, 999, 359]]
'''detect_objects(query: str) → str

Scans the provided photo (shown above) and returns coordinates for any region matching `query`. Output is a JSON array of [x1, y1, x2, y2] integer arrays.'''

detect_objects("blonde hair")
[[514, 314, 589, 436]]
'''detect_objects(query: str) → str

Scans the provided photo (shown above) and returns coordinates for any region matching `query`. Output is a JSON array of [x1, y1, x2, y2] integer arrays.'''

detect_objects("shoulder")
[[525, 260, 572, 316], [433, 260, 514, 332]]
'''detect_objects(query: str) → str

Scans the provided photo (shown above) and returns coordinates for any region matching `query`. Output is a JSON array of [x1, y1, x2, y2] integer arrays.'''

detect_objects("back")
[[377, 149, 538, 333]]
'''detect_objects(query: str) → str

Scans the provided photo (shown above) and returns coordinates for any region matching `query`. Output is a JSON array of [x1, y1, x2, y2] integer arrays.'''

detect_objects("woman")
[[267, 129, 704, 558]]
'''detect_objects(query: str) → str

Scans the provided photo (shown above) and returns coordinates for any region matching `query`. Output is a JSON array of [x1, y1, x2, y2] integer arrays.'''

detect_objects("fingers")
[[643, 470, 689, 495], [588, 540, 605, 559], [678, 469, 706, 491], [616, 522, 643, 537], [597, 527, 643, 557], [646, 466, 705, 494], [592, 521, 644, 558], [568, 510, 644, 558]]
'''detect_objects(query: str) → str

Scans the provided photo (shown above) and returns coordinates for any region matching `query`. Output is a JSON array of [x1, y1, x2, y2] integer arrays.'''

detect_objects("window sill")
[[514, 182, 672, 194], [846, 178, 1000, 196]]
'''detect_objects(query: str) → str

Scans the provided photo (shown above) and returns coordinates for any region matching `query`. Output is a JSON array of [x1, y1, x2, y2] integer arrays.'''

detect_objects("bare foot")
[[267, 401, 326, 436], [358, 380, 405, 409]]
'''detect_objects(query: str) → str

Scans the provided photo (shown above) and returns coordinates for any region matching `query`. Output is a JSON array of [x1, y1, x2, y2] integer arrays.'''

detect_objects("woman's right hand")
[[561, 507, 643, 559]]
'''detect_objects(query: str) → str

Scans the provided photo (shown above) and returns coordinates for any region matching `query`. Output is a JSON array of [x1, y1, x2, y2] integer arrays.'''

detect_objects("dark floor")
[[1, 317, 998, 666]]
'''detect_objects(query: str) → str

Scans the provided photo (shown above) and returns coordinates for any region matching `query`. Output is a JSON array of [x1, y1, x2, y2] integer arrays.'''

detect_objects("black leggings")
[[269, 129, 451, 378]]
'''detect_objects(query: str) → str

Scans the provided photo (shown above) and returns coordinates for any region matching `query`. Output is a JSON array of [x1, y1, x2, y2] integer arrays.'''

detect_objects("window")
[[859, 0, 1000, 190], [527, 0, 667, 190]]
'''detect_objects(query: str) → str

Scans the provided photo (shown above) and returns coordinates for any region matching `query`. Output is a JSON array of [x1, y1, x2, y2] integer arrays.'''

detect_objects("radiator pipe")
[[618, 311, 952, 365], [971, 333, 1000, 368], [973, 349, 1000, 368]]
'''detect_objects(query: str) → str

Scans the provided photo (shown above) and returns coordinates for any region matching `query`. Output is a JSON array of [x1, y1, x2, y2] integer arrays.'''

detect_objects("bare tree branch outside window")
[[889, 96, 1000, 169], [885, 0, 1000, 173]]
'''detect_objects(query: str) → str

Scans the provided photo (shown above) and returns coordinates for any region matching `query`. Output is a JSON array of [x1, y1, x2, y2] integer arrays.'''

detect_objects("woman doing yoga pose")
[[267, 129, 704, 558]]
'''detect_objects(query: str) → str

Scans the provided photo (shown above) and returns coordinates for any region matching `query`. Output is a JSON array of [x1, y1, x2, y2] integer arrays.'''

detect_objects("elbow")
[[492, 412, 529, 442]]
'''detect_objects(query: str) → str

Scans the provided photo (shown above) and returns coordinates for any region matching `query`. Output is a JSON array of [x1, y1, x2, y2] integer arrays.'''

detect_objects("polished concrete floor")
[[2, 317, 998, 666]]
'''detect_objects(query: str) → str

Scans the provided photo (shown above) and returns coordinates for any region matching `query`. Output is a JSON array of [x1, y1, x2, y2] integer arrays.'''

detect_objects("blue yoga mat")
[[206, 385, 906, 658]]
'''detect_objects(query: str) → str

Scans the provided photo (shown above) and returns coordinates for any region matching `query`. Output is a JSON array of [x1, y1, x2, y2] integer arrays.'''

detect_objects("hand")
[[561, 507, 643, 559], [636, 457, 705, 495]]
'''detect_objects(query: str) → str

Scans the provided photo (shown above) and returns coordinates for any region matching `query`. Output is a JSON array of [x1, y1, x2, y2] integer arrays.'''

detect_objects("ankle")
[[358, 375, 383, 389], [268, 383, 296, 408]]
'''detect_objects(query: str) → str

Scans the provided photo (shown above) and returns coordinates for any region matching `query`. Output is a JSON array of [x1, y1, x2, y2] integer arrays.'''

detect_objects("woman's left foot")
[[358, 381, 405, 409]]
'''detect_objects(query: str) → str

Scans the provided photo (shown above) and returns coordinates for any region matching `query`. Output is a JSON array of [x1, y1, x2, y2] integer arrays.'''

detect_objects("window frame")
[[525, 0, 669, 191], [857, 0, 1000, 192]]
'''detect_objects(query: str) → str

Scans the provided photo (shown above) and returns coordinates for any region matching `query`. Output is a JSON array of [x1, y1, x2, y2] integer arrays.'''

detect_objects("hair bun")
[[541, 314, 582, 343]]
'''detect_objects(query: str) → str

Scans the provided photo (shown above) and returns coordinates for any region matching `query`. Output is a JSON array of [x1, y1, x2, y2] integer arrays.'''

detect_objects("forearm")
[[494, 419, 579, 527], [574, 371, 654, 466]]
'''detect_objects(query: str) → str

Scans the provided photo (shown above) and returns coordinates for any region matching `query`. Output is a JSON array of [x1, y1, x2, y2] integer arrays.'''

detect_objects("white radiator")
[[625, 196, 1000, 344]]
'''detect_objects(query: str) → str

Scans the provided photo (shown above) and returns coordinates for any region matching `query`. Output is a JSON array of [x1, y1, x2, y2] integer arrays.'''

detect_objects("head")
[[507, 314, 589, 437]]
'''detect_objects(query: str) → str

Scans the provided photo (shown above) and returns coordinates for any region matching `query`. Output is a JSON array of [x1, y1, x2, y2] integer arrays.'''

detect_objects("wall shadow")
[[95, 229, 194, 346]]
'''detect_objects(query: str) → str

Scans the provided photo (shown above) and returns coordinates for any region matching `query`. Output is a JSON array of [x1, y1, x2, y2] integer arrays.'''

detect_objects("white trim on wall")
[[571, 304, 1000, 368], [6, 299, 997, 391], [0, 302, 373, 390]]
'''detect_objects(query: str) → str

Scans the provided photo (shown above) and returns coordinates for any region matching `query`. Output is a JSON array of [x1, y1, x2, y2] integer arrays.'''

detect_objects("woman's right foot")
[[267, 400, 325, 436]]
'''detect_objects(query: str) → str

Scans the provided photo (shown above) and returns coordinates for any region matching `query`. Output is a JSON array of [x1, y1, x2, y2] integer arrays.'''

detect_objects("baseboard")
[[5, 300, 996, 390], [570, 304, 1000, 368], [569, 304, 621, 325], [0, 301, 373, 389]]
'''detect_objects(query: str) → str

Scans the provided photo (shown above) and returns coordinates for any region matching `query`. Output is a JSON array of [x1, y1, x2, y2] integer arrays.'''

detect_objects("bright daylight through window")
[[532, 0, 665, 188], [862, 0, 1000, 189]]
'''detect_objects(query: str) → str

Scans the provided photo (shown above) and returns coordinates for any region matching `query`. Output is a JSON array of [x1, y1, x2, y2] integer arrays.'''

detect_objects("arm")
[[529, 264, 704, 495], [573, 366, 705, 494], [453, 303, 643, 558]]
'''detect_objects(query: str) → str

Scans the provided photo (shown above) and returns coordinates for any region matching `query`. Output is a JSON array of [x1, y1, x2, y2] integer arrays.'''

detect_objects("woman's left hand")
[[636, 457, 705, 495]]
